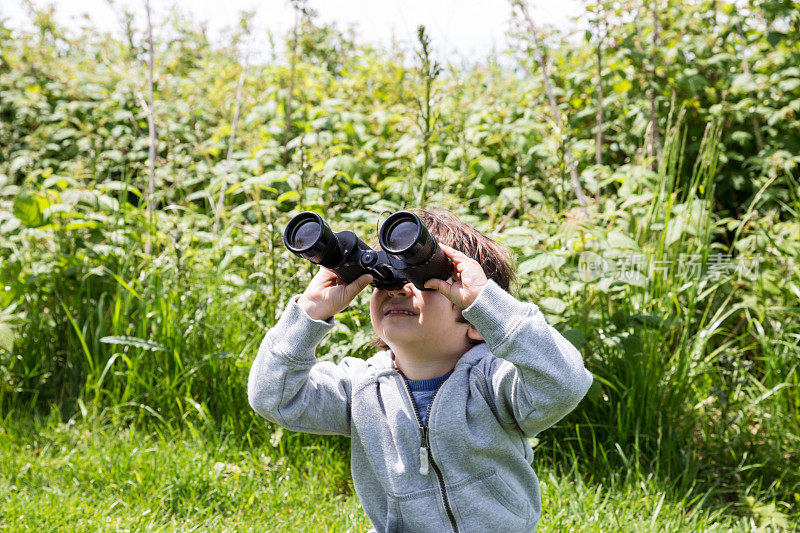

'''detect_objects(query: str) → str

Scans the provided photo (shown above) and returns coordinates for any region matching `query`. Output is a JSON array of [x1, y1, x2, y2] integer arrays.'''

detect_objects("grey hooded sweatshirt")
[[248, 279, 593, 533]]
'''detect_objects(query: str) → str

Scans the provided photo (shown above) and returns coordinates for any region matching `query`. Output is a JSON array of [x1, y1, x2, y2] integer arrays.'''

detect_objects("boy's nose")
[[386, 282, 413, 297]]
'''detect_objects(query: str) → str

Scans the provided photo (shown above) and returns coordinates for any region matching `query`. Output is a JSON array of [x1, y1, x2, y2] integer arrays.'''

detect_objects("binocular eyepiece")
[[283, 211, 453, 291]]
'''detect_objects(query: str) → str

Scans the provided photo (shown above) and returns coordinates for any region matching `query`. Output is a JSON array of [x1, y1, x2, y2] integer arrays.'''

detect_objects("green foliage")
[[544, 0, 800, 217]]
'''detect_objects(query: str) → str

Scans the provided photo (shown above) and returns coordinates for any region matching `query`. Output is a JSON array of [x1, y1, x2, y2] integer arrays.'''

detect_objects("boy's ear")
[[467, 324, 484, 342]]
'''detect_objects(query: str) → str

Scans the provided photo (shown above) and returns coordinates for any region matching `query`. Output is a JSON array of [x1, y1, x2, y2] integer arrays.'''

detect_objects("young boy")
[[248, 209, 592, 532]]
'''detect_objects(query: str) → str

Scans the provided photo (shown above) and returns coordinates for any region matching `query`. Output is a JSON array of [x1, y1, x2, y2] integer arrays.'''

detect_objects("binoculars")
[[283, 211, 453, 291]]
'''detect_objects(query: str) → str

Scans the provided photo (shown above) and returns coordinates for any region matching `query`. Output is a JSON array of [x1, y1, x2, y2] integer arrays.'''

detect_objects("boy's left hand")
[[424, 243, 488, 309]]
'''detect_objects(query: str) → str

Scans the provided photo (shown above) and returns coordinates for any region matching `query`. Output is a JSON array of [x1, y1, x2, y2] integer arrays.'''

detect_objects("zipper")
[[397, 368, 459, 533]]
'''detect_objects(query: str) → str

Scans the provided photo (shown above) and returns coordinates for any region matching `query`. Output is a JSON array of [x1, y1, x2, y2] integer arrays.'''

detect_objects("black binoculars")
[[283, 211, 453, 291]]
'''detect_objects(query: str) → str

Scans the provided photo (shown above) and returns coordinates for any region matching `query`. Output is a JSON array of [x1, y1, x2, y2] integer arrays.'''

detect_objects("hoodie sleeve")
[[461, 279, 593, 438], [247, 294, 366, 436]]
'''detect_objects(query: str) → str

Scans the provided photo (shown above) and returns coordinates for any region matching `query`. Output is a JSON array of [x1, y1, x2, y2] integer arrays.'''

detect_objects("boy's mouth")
[[384, 308, 417, 317]]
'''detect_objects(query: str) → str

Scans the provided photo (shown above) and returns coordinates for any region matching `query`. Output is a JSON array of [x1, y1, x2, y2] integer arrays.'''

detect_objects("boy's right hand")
[[297, 268, 373, 321]]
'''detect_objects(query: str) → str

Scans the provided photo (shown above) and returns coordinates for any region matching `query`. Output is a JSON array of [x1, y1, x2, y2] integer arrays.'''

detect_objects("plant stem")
[[512, 0, 589, 214], [144, 0, 156, 255]]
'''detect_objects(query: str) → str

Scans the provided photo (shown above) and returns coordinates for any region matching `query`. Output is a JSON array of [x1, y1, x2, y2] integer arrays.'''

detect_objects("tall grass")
[[532, 113, 800, 519], [6, 176, 274, 439], [1, 168, 384, 468]]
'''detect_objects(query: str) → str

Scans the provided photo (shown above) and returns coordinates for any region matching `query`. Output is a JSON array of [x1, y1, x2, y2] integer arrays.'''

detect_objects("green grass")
[[3, 415, 787, 532], [0, 414, 370, 531]]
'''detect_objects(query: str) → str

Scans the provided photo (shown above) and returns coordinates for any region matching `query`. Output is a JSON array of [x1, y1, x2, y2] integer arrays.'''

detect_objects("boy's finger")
[[438, 243, 470, 261]]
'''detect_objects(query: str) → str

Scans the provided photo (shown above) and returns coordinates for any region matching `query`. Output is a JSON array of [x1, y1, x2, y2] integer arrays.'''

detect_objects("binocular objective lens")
[[385, 220, 418, 252], [291, 219, 321, 250]]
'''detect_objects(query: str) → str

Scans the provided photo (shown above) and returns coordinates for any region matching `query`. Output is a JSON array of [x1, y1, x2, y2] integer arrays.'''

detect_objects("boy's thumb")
[[348, 274, 373, 298], [424, 279, 444, 292]]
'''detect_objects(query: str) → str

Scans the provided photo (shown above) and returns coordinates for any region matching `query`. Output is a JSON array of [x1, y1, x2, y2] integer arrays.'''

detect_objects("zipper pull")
[[419, 428, 429, 476]]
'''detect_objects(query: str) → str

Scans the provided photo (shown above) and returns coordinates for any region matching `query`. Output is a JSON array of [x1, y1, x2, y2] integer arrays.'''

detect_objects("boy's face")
[[369, 280, 482, 360]]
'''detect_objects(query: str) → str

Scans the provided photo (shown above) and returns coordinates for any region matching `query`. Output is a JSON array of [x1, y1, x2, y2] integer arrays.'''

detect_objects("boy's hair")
[[370, 208, 517, 350]]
